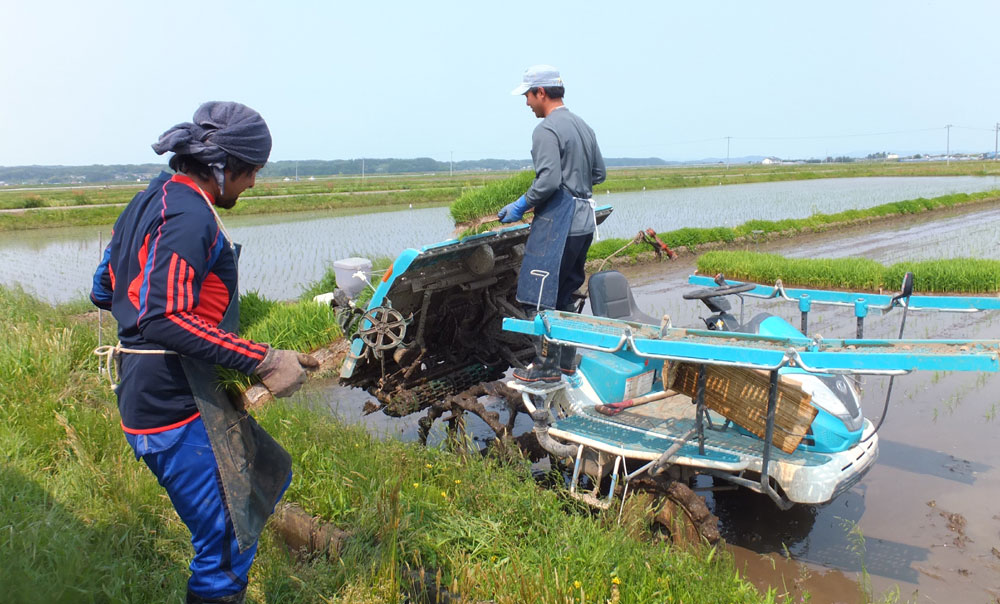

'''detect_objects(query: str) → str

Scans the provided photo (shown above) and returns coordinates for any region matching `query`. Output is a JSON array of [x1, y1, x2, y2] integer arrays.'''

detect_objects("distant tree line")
[[0, 157, 673, 185], [0, 164, 165, 185], [260, 157, 670, 177]]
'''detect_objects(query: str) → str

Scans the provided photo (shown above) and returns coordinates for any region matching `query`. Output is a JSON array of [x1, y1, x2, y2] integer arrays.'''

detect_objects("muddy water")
[[311, 205, 1000, 603], [618, 209, 1000, 603]]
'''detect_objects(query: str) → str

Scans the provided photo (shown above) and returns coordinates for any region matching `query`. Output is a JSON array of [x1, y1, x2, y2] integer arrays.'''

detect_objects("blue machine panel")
[[578, 349, 664, 404]]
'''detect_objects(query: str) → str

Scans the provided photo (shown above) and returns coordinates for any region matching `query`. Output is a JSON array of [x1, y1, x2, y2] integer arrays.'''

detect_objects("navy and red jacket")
[[91, 172, 268, 433]]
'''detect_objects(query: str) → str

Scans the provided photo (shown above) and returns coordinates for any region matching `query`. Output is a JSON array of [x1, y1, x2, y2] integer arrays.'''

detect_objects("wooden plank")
[[671, 362, 816, 454]]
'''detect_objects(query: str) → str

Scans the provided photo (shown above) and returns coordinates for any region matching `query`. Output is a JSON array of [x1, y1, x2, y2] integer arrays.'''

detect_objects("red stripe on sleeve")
[[178, 311, 269, 356], [166, 254, 178, 314], [167, 313, 267, 361], [186, 264, 194, 311], [177, 258, 187, 311], [177, 310, 268, 355]]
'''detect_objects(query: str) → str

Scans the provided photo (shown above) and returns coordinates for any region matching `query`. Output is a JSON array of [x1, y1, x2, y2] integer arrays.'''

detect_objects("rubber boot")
[[559, 345, 579, 376], [186, 587, 247, 604], [513, 339, 562, 384]]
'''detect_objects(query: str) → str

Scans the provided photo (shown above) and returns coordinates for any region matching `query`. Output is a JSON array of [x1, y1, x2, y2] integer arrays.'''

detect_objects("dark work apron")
[[178, 243, 292, 553], [516, 187, 575, 310]]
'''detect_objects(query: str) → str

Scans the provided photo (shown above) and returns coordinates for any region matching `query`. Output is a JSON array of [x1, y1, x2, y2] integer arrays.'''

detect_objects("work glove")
[[497, 195, 531, 223], [255, 347, 320, 398]]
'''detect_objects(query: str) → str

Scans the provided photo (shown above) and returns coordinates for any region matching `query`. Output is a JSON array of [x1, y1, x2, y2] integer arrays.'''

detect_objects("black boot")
[[187, 587, 246, 604], [513, 340, 562, 384], [559, 345, 579, 376]]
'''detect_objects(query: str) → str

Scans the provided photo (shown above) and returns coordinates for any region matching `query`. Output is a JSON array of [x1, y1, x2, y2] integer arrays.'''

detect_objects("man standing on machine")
[[499, 64, 606, 383]]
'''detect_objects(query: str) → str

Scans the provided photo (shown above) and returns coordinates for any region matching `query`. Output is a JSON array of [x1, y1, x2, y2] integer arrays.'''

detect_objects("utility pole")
[[994, 123, 998, 161], [450, 151, 453, 177], [945, 124, 953, 165], [361, 158, 365, 182], [725, 136, 731, 170]]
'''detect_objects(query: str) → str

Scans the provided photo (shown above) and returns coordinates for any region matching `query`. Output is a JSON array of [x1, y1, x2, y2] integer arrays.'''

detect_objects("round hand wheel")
[[356, 306, 407, 352], [682, 282, 755, 300]]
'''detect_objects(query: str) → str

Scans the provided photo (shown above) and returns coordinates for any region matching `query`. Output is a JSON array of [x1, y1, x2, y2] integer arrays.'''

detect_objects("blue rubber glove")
[[497, 195, 531, 223]]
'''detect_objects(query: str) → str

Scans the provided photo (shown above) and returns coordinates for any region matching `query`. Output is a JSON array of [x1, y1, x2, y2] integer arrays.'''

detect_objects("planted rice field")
[[602, 175, 1000, 235], [3, 176, 999, 304]]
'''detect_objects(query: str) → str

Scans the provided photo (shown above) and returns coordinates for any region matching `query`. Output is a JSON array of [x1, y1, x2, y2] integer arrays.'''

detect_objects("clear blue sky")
[[3, 0, 999, 166]]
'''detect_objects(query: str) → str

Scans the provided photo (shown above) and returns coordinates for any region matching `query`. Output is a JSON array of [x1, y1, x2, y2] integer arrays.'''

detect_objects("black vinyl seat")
[[587, 270, 658, 325]]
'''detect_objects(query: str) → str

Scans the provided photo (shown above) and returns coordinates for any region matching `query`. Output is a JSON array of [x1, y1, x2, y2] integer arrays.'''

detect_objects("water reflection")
[[709, 481, 928, 583]]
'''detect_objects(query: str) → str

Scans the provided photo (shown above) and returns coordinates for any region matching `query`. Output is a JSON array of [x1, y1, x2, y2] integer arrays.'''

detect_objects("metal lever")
[[530, 270, 550, 313]]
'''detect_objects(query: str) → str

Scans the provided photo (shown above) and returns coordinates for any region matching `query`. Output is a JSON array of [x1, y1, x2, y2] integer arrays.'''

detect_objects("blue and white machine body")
[[502, 276, 1000, 508], [337, 211, 1000, 511]]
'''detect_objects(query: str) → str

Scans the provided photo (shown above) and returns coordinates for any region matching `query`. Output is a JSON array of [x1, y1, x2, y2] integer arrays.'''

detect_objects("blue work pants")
[[126, 417, 291, 599]]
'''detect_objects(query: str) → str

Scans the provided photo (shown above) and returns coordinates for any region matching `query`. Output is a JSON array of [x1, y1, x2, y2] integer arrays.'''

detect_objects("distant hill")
[[0, 157, 677, 185], [0, 164, 165, 186]]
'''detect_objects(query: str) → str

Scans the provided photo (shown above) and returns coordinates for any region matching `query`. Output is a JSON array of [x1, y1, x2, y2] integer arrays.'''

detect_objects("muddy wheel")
[[652, 482, 721, 546], [356, 306, 407, 354]]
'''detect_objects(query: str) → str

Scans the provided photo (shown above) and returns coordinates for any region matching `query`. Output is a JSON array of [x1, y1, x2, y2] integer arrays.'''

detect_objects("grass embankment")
[[594, 159, 1000, 194], [0, 188, 458, 232], [588, 190, 1000, 270], [7, 160, 1000, 231], [0, 285, 770, 603], [697, 251, 1000, 294]]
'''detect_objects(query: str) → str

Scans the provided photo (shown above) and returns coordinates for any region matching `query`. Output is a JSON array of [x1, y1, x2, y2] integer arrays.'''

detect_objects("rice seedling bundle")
[[449, 171, 535, 234]]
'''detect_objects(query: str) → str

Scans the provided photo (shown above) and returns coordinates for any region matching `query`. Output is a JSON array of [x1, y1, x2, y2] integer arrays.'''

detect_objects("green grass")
[[697, 250, 1000, 293], [0, 284, 772, 602]]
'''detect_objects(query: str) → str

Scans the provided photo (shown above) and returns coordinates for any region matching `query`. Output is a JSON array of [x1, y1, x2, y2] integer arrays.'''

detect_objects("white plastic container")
[[333, 257, 373, 298]]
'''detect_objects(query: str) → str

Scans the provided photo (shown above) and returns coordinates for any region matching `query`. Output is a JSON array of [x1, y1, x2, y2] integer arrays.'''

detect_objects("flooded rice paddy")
[[303, 204, 1000, 603], [616, 217, 1000, 603], [3, 175, 999, 304], [9, 175, 1000, 601]]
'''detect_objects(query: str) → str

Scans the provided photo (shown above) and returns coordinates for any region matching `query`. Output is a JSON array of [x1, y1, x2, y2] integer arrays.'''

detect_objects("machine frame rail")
[[502, 311, 1000, 376]]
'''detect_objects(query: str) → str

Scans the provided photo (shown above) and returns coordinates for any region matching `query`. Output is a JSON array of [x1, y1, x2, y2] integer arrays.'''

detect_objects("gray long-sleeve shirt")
[[525, 106, 605, 208]]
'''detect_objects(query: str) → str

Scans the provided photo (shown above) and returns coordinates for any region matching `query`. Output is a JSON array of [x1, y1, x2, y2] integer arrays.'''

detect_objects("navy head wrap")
[[152, 101, 271, 194]]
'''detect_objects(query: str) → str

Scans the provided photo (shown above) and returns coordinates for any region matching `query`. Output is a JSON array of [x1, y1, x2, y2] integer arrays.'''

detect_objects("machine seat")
[[587, 270, 658, 325]]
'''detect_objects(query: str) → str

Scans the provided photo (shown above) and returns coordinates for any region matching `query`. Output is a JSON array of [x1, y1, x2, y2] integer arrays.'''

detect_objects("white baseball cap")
[[511, 64, 564, 95]]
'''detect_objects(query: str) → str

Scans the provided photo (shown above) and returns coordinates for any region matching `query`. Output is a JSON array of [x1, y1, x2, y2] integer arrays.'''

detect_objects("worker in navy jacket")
[[499, 65, 606, 383], [91, 102, 316, 604]]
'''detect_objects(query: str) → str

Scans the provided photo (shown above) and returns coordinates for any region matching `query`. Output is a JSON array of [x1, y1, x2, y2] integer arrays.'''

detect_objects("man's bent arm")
[[136, 208, 267, 375]]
